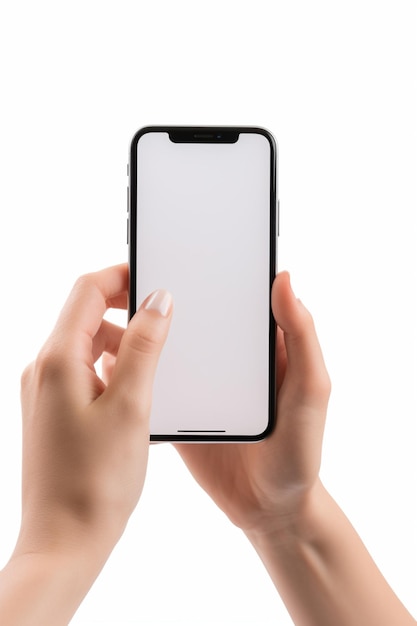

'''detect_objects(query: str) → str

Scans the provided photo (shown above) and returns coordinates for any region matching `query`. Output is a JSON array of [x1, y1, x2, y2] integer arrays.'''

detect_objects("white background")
[[0, 1, 415, 625]]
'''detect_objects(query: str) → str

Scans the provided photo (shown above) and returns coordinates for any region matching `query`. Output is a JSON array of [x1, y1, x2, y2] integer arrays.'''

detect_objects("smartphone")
[[128, 126, 278, 442]]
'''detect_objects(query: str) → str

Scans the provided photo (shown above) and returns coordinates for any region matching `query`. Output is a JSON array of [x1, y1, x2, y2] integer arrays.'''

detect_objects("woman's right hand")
[[174, 271, 331, 535]]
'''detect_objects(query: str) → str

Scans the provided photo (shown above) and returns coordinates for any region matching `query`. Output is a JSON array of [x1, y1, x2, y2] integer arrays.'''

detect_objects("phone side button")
[[127, 218, 129, 244], [276, 199, 280, 237]]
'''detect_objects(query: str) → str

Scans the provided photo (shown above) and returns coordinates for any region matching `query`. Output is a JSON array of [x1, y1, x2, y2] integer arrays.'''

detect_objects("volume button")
[[276, 199, 280, 237], [127, 218, 129, 244], [127, 186, 129, 213]]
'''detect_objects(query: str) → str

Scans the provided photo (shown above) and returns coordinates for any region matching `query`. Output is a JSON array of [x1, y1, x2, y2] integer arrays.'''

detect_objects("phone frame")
[[128, 126, 278, 442]]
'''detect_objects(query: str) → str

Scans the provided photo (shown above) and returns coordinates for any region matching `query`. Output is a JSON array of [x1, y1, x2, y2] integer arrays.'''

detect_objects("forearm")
[[0, 544, 111, 625], [245, 482, 416, 626]]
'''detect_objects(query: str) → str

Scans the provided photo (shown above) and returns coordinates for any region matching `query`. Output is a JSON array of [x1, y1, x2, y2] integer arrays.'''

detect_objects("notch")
[[169, 128, 239, 143]]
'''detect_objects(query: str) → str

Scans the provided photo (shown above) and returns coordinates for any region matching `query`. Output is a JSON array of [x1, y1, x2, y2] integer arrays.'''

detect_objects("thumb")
[[105, 289, 173, 415], [271, 272, 330, 407]]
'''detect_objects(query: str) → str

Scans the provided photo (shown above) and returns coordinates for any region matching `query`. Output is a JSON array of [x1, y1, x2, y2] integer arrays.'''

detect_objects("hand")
[[0, 264, 173, 625], [16, 264, 173, 558], [174, 272, 331, 535]]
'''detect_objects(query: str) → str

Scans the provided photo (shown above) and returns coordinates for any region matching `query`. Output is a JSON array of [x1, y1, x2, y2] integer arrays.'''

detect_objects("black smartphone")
[[128, 126, 278, 442]]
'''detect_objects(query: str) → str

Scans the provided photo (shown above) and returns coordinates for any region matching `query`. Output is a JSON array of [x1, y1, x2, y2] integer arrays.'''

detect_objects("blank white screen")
[[136, 131, 272, 437]]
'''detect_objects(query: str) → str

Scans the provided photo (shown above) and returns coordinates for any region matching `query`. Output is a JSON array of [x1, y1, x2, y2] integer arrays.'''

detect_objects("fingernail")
[[143, 289, 173, 317]]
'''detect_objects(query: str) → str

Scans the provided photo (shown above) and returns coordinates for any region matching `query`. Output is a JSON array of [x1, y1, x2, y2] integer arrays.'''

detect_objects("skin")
[[0, 264, 414, 625]]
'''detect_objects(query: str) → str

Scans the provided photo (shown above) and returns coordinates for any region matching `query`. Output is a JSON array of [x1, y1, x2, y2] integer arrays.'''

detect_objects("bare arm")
[[0, 548, 112, 626], [246, 482, 415, 626]]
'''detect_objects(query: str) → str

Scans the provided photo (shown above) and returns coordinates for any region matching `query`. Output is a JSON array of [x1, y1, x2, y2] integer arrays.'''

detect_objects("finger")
[[106, 292, 129, 310], [102, 352, 117, 386], [271, 272, 331, 407], [92, 320, 124, 363], [104, 289, 173, 420], [51, 264, 128, 359]]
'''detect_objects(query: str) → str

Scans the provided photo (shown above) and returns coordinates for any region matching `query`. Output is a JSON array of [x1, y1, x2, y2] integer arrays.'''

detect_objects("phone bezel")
[[128, 126, 278, 442]]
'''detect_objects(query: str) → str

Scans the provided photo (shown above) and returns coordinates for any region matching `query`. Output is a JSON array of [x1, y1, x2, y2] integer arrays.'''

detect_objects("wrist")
[[244, 479, 328, 548], [13, 507, 125, 569], [0, 546, 109, 626]]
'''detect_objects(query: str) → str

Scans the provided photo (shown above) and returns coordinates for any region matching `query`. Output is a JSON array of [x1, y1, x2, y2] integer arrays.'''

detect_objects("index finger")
[[51, 264, 129, 355]]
